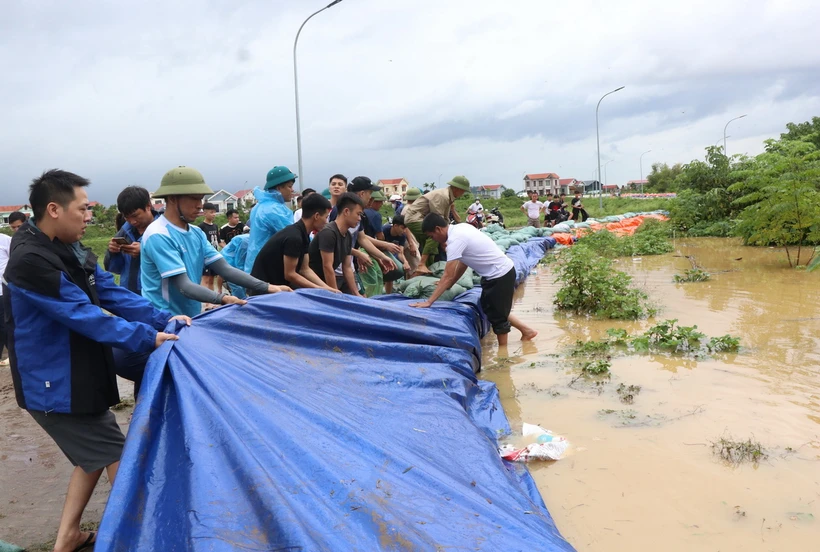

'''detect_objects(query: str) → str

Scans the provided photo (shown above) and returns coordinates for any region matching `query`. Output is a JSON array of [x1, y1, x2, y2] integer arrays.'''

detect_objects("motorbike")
[[466, 211, 484, 229], [485, 207, 505, 228]]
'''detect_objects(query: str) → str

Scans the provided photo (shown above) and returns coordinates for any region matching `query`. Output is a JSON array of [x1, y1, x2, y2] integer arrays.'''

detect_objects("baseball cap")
[[348, 176, 381, 193]]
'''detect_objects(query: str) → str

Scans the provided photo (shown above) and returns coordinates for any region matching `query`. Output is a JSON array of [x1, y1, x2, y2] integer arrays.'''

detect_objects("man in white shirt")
[[467, 199, 484, 217], [410, 213, 537, 345], [520, 191, 545, 228]]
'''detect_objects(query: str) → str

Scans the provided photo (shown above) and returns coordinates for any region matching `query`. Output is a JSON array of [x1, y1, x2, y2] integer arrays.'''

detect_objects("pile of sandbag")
[[394, 261, 478, 301]]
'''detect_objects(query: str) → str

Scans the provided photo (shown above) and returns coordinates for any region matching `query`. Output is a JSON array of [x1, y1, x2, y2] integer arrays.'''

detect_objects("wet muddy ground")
[[482, 238, 820, 551], [2, 237, 817, 550], [0, 377, 133, 548]]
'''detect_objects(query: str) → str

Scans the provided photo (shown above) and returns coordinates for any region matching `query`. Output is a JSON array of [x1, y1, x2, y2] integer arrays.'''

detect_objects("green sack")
[[358, 248, 384, 297]]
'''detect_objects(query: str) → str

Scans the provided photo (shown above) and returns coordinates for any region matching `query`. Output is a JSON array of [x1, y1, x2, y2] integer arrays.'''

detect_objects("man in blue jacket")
[[2, 169, 189, 552], [103, 186, 159, 293]]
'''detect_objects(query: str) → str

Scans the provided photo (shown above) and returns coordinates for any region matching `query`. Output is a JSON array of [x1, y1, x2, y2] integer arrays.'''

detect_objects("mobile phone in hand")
[[112, 236, 131, 245]]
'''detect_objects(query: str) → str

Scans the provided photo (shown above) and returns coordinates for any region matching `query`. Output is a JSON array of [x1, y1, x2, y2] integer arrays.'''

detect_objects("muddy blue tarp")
[[96, 237, 573, 551]]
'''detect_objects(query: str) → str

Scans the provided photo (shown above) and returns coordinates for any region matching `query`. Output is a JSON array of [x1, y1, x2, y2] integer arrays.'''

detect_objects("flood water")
[[481, 238, 820, 551]]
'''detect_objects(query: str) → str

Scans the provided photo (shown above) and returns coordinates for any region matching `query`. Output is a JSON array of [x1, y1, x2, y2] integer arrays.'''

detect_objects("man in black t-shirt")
[[309, 193, 365, 296], [219, 209, 245, 246], [198, 202, 220, 292], [571, 192, 589, 222], [251, 195, 338, 292], [379, 214, 412, 293]]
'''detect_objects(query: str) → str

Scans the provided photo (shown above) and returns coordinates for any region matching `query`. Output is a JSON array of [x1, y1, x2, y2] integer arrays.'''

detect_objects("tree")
[[732, 138, 820, 267], [422, 182, 436, 191], [501, 188, 517, 198], [646, 162, 683, 193], [780, 116, 820, 150], [92, 204, 118, 228]]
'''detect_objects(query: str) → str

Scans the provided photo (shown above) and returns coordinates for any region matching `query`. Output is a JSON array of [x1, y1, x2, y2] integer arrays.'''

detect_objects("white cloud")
[[0, 0, 818, 202]]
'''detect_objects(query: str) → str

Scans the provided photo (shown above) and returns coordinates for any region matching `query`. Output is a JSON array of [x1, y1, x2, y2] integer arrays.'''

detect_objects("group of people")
[[0, 166, 538, 552], [520, 190, 590, 228]]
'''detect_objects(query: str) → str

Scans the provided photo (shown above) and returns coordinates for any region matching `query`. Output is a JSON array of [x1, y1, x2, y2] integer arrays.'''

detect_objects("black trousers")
[[480, 267, 516, 335], [572, 207, 588, 222]]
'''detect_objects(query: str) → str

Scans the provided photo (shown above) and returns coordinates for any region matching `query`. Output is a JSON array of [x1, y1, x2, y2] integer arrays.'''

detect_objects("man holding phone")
[[104, 186, 160, 294]]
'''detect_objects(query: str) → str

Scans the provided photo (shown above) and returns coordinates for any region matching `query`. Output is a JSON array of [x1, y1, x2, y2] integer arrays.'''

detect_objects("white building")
[[523, 173, 560, 196], [206, 190, 239, 213]]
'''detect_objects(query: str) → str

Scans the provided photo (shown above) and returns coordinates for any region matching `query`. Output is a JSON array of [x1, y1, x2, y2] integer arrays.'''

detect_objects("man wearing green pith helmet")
[[244, 166, 298, 272], [141, 166, 291, 317], [403, 176, 470, 274]]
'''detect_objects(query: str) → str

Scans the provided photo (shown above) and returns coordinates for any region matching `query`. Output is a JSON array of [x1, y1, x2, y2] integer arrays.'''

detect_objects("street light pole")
[[639, 150, 651, 194], [596, 86, 625, 208], [723, 114, 747, 158], [603, 160, 614, 195], [293, 0, 344, 192]]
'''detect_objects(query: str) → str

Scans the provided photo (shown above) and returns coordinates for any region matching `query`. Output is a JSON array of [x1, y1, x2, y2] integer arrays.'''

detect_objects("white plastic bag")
[[499, 423, 569, 462]]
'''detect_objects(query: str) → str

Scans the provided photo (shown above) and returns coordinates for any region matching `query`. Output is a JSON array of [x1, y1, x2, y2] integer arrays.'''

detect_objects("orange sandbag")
[[553, 233, 575, 245]]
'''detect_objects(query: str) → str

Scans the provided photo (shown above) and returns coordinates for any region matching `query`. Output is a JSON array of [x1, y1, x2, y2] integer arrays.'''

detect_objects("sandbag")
[[358, 249, 384, 297]]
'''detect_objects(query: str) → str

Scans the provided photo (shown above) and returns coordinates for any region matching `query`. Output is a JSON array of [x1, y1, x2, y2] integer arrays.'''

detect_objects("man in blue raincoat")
[[244, 166, 297, 272]]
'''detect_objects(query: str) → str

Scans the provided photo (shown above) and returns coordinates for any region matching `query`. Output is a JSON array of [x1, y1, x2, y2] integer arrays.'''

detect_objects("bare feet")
[[521, 329, 538, 341]]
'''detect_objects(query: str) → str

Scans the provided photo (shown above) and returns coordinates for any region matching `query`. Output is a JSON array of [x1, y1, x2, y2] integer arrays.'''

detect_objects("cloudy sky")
[[2, 0, 818, 204]]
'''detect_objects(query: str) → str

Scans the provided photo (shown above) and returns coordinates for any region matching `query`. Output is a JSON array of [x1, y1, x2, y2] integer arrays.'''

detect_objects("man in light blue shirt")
[[141, 166, 290, 317]]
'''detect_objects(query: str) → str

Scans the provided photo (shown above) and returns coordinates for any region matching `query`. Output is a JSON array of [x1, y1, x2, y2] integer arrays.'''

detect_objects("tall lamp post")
[[596, 86, 625, 208], [293, 0, 344, 192], [723, 114, 746, 158], [639, 150, 651, 194], [603, 159, 614, 195]]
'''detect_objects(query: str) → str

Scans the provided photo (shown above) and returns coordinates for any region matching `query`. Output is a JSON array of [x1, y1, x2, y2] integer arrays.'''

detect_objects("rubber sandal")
[[73, 532, 96, 552]]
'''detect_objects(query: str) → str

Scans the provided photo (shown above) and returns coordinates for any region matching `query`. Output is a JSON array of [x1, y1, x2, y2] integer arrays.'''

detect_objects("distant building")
[[472, 184, 506, 199], [206, 190, 239, 213], [149, 192, 165, 208], [625, 179, 648, 190], [0, 204, 34, 225], [602, 184, 620, 194], [582, 180, 601, 194], [523, 173, 560, 196], [557, 178, 583, 195], [377, 178, 409, 198], [235, 189, 256, 208]]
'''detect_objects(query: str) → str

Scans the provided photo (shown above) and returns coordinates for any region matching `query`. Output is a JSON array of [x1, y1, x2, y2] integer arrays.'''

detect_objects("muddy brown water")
[[2, 238, 817, 549], [481, 237, 820, 551]]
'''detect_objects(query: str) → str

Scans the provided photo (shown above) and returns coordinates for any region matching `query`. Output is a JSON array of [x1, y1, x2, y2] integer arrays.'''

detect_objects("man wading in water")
[[410, 213, 538, 345]]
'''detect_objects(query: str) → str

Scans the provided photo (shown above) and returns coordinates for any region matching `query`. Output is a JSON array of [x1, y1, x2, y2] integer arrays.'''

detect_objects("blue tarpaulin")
[[96, 237, 573, 551]]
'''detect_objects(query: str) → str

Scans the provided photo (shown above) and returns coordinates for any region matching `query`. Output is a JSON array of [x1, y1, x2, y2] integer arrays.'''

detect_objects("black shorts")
[[480, 267, 516, 335], [28, 410, 125, 473]]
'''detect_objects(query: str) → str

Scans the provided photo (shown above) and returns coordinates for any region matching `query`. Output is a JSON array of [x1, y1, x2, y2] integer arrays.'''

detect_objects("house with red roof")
[[0, 204, 34, 225], [557, 178, 584, 195], [377, 178, 409, 198], [235, 189, 256, 207], [523, 173, 560, 196]]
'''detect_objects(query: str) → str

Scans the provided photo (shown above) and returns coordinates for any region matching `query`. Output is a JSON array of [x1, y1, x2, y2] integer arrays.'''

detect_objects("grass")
[[451, 194, 674, 229], [711, 436, 767, 465]]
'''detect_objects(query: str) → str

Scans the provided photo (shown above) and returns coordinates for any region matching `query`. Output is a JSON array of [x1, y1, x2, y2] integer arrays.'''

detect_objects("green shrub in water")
[[581, 359, 612, 376], [673, 268, 711, 282], [552, 246, 654, 319], [631, 319, 706, 352]]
